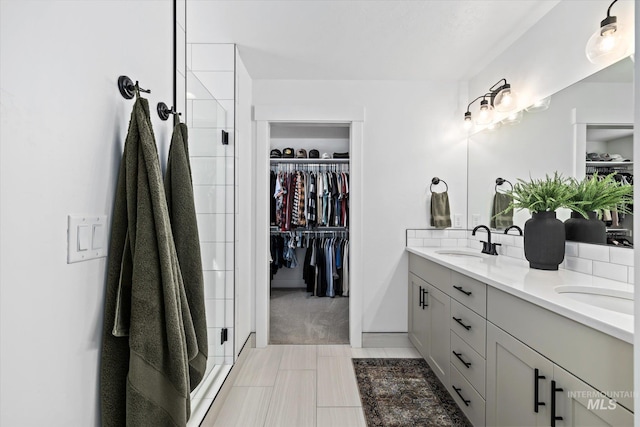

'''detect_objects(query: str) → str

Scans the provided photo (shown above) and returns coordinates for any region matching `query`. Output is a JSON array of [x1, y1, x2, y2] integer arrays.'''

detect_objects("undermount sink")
[[435, 249, 486, 258], [554, 285, 634, 315]]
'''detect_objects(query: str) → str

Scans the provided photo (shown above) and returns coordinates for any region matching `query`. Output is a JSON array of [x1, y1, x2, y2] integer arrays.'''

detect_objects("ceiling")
[[187, 0, 560, 81]]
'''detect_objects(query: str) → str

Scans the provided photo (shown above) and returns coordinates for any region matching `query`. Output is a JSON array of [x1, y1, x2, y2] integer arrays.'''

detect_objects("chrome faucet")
[[504, 225, 523, 236], [472, 225, 501, 255]]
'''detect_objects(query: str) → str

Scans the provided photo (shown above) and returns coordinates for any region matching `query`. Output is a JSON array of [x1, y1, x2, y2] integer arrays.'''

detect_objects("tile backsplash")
[[407, 229, 634, 284]]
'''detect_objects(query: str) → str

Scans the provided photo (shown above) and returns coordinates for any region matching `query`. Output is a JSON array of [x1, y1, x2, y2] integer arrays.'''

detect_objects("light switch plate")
[[67, 215, 108, 263], [472, 214, 481, 228], [453, 214, 463, 228]]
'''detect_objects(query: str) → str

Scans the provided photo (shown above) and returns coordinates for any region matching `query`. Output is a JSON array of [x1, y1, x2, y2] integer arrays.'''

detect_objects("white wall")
[[0, 1, 173, 426], [468, 0, 634, 117], [235, 48, 255, 356], [253, 80, 464, 332]]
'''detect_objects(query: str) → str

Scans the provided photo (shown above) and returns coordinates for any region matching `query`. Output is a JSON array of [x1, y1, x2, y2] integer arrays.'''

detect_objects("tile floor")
[[203, 344, 422, 427]]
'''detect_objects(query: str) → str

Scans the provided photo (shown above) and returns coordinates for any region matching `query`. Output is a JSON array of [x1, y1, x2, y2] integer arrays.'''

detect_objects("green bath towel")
[[101, 96, 197, 427], [164, 117, 208, 391], [490, 192, 513, 229], [430, 191, 452, 229]]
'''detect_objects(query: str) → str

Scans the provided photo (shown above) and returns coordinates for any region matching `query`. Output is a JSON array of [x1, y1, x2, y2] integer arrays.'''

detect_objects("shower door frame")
[[254, 105, 365, 348]]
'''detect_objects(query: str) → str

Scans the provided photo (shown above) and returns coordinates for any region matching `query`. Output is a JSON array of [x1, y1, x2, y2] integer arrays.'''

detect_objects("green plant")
[[502, 172, 581, 214], [568, 173, 633, 218]]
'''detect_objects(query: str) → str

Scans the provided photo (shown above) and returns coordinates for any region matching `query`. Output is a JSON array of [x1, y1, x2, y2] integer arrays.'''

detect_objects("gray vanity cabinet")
[[487, 323, 633, 426], [553, 365, 634, 426], [408, 273, 429, 356], [486, 287, 633, 426], [408, 271, 450, 386], [486, 322, 553, 426]]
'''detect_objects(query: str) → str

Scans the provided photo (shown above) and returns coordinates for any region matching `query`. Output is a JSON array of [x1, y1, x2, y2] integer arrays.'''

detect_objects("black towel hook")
[[430, 177, 448, 193], [495, 177, 513, 192], [118, 75, 150, 99], [157, 102, 182, 121]]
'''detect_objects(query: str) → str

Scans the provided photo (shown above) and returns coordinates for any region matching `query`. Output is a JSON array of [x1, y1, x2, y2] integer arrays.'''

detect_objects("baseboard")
[[363, 332, 412, 348], [199, 333, 256, 426]]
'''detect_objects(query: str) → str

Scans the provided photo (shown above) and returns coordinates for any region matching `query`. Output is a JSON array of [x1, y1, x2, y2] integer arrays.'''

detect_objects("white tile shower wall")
[[189, 43, 236, 364], [406, 229, 634, 284]]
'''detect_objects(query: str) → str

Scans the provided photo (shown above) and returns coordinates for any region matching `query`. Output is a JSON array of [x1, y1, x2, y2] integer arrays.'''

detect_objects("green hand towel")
[[101, 96, 197, 427], [430, 191, 452, 229], [164, 117, 208, 391], [490, 192, 513, 229]]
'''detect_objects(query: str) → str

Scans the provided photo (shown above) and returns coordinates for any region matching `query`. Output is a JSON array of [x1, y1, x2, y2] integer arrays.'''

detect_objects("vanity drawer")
[[450, 271, 487, 317], [451, 299, 486, 357], [451, 330, 486, 398], [450, 363, 485, 427], [409, 254, 450, 293]]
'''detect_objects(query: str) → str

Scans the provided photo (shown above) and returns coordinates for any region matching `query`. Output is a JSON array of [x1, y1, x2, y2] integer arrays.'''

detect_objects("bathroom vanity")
[[407, 247, 633, 427]]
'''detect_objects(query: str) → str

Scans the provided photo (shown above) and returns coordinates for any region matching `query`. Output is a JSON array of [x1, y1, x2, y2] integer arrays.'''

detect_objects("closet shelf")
[[270, 226, 348, 233], [585, 161, 633, 167], [270, 158, 349, 164]]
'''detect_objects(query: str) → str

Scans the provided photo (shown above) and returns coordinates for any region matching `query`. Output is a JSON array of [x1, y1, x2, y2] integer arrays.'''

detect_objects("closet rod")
[[270, 230, 348, 235]]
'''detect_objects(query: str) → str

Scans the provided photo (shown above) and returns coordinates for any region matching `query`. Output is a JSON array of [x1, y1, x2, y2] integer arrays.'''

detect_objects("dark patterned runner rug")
[[353, 358, 472, 427]]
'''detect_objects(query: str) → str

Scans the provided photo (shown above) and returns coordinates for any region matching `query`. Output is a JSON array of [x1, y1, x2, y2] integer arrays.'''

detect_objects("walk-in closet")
[[268, 123, 351, 344]]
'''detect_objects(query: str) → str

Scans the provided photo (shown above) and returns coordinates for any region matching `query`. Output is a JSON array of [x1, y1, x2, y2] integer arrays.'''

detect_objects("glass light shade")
[[463, 115, 474, 131], [525, 96, 551, 112], [502, 110, 523, 125], [494, 87, 519, 113], [586, 21, 632, 64], [475, 102, 494, 125]]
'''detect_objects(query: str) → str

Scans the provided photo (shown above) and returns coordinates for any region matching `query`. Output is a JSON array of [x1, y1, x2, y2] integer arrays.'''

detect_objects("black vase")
[[564, 211, 606, 244], [524, 211, 565, 271]]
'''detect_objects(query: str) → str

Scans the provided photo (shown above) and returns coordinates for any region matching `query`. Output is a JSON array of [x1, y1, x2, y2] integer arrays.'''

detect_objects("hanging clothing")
[[101, 97, 196, 427], [164, 117, 208, 391]]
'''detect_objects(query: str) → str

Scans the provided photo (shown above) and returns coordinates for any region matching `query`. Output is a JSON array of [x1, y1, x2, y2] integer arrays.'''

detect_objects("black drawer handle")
[[453, 285, 472, 296], [551, 380, 564, 427], [452, 386, 471, 406], [418, 285, 423, 308], [422, 288, 428, 309], [534, 368, 546, 413], [453, 317, 471, 330], [452, 351, 471, 368]]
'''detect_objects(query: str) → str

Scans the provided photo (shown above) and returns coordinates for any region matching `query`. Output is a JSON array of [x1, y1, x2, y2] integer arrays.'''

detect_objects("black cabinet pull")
[[453, 285, 472, 296], [452, 317, 471, 330], [452, 351, 471, 368], [452, 386, 471, 406], [422, 288, 428, 309], [534, 368, 546, 413], [551, 380, 564, 427], [418, 285, 423, 308]]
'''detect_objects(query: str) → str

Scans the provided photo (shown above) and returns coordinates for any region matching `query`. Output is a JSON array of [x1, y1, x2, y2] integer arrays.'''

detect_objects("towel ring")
[[495, 177, 513, 192], [430, 177, 448, 193]]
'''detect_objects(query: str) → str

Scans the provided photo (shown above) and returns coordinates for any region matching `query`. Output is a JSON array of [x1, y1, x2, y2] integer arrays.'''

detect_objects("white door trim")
[[254, 104, 365, 348]]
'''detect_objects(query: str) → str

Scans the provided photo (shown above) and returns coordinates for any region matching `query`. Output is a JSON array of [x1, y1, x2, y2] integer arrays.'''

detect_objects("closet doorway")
[[269, 123, 350, 344], [255, 105, 364, 348]]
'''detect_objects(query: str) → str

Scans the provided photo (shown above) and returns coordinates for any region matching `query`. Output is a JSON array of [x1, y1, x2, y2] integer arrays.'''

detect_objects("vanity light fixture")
[[585, 0, 632, 64], [525, 96, 551, 112]]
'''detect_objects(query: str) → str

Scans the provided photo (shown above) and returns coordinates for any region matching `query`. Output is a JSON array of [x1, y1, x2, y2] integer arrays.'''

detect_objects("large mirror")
[[467, 57, 634, 247]]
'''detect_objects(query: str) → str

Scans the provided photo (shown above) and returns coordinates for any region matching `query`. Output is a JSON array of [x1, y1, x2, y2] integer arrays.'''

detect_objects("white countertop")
[[406, 246, 634, 343]]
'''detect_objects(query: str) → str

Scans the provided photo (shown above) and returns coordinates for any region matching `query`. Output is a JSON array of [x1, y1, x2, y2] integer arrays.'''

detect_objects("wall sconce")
[[586, 0, 632, 64]]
